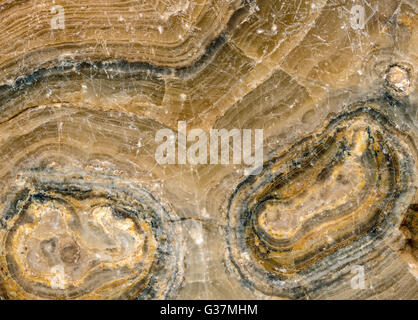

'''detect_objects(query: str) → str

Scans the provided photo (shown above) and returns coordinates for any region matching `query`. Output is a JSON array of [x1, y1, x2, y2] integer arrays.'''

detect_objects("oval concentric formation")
[[226, 104, 416, 299], [0, 172, 183, 300]]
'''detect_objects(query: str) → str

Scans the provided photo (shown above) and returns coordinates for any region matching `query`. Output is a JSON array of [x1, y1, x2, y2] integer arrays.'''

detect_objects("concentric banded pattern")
[[0, 100, 186, 300], [0, 0, 417, 299], [0, 0, 239, 80], [0, 172, 183, 299], [227, 104, 416, 299]]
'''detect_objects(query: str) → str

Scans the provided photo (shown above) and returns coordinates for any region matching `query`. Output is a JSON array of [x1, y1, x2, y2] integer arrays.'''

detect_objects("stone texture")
[[0, 0, 416, 299]]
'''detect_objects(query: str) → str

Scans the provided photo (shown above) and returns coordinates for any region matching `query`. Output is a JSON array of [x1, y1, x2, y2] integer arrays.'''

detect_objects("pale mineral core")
[[0, 0, 417, 300]]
